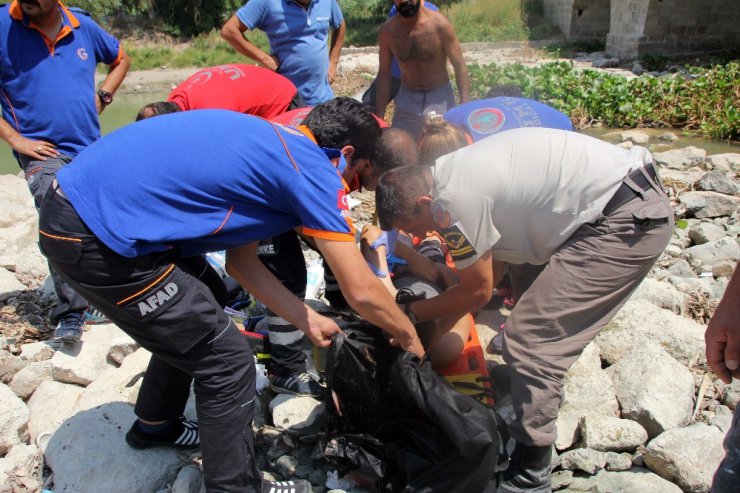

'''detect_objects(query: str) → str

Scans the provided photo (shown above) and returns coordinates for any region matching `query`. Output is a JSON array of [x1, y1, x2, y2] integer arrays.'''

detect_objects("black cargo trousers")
[[38, 184, 260, 493]]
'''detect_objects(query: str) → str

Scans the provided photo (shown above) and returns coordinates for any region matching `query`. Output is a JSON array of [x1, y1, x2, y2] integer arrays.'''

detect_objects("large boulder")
[[696, 170, 738, 195], [705, 153, 740, 172], [643, 423, 725, 493], [680, 191, 739, 219], [683, 237, 740, 267], [596, 300, 705, 366], [606, 342, 694, 438], [50, 324, 126, 386], [27, 380, 84, 442], [0, 383, 30, 453], [44, 402, 184, 493], [561, 467, 682, 493], [580, 415, 649, 452], [652, 147, 706, 170]]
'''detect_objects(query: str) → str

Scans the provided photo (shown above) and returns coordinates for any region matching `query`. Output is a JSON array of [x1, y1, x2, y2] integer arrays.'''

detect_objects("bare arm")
[[409, 250, 494, 322], [96, 50, 131, 114], [328, 20, 345, 84], [442, 20, 469, 104], [225, 243, 340, 347], [315, 237, 424, 357], [375, 26, 394, 121], [220, 15, 279, 71], [706, 260, 740, 383], [0, 118, 59, 161]]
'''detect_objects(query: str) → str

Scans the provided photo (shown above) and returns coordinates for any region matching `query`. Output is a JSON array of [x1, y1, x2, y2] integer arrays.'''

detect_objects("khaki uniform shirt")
[[430, 128, 653, 268]]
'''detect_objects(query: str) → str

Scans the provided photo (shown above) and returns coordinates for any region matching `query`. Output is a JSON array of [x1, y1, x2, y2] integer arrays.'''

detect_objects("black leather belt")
[[602, 164, 658, 216]]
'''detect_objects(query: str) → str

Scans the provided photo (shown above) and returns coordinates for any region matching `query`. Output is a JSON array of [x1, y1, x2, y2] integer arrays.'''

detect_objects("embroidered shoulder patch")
[[441, 223, 476, 261]]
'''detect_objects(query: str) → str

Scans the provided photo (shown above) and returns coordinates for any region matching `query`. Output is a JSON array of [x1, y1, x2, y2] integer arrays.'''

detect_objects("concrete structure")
[[542, 0, 740, 59]]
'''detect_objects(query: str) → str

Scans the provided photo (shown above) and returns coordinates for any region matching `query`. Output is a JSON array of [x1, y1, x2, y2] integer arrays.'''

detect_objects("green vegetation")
[[468, 61, 740, 141]]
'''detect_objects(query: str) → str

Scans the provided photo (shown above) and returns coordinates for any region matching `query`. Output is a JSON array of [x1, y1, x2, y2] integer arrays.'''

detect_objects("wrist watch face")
[[98, 90, 113, 105]]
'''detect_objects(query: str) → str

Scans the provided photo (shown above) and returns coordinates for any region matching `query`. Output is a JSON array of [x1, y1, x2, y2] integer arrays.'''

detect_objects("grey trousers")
[[503, 181, 674, 446], [392, 82, 456, 138], [18, 154, 89, 323]]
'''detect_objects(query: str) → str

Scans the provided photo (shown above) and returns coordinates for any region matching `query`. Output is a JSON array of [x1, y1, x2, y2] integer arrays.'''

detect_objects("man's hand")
[[9, 135, 59, 161], [389, 330, 425, 358], [304, 310, 342, 348], [705, 260, 740, 384], [328, 61, 338, 84], [264, 54, 280, 72]]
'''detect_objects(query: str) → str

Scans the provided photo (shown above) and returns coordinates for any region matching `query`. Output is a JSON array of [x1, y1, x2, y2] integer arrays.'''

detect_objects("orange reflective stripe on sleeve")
[[39, 229, 82, 243], [300, 228, 355, 242]]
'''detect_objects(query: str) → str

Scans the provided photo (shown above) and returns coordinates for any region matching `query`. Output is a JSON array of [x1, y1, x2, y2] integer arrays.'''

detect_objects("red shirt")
[[271, 106, 390, 128], [168, 64, 297, 119]]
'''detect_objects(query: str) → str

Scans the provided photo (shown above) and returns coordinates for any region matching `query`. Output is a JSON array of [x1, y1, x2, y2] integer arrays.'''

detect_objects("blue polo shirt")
[[387, 2, 438, 78], [237, 0, 343, 105], [0, 2, 122, 158], [56, 110, 355, 258], [444, 97, 573, 142]]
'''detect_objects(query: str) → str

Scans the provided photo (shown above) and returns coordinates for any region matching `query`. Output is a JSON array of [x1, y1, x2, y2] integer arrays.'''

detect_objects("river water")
[[1, 91, 737, 175]]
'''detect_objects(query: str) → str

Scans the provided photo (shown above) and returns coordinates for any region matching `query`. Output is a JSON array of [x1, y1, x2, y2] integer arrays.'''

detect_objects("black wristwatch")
[[96, 89, 113, 106], [404, 302, 418, 325]]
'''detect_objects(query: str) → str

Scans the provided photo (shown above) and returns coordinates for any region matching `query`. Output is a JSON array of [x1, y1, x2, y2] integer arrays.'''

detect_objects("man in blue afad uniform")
[[221, 0, 345, 106], [0, 0, 130, 343], [38, 106, 423, 493]]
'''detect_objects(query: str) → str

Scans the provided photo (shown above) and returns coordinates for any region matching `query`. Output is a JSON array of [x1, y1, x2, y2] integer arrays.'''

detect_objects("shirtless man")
[[376, 0, 469, 138]]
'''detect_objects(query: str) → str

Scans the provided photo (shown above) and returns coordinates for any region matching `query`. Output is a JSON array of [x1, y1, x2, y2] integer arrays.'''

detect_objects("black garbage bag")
[[324, 323, 501, 493]]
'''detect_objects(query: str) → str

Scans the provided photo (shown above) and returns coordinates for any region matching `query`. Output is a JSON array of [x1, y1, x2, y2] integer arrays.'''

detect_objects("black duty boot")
[[498, 442, 553, 493]]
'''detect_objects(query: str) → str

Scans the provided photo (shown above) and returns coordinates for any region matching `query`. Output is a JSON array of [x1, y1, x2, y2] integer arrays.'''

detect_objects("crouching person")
[[375, 127, 673, 492], [38, 107, 423, 493]]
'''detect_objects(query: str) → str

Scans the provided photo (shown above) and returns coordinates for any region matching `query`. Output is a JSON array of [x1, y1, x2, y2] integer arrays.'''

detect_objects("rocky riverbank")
[[0, 130, 738, 491]]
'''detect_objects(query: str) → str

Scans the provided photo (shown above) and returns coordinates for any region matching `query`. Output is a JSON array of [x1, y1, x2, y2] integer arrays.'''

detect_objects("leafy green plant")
[[468, 61, 740, 140]]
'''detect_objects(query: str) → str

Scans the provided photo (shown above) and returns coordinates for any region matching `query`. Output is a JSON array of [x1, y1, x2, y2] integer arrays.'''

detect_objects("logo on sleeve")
[[431, 202, 451, 229], [468, 108, 505, 135], [337, 190, 349, 210], [441, 222, 476, 261]]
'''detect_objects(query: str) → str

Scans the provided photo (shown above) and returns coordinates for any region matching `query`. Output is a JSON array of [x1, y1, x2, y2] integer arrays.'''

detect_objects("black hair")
[[136, 101, 181, 121], [375, 166, 430, 230], [302, 97, 381, 160], [373, 127, 419, 174]]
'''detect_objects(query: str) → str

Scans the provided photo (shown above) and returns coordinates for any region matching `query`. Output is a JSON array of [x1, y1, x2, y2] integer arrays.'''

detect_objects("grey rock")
[[681, 191, 740, 219], [596, 300, 705, 366], [50, 324, 123, 386], [0, 383, 29, 454], [706, 153, 740, 172], [551, 470, 574, 490], [604, 451, 633, 471], [723, 379, 740, 411], [273, 454, 298, 478], [653, 147, 706, 170], [581, 415, 649, 452], [44, 401, 182, 493], [172, 464, 203, 493], [658, 132, 678, 142], [0, 443, 40, 490], [561, 467, 683, 493], [697, 170, 739, 195], [643, 423, 725, 493], [712, 260, 736, 279], [688, 222, 727, 245], [630, 278, 688, 314], [658, 167, 703, 190], [709, 405, 734, 435], [269, 393, 325, 432], [19, 341, 55, 362], [619, 130, 650, 145], [559, 448, 607, 474], [9, 360, 53, 400], [0, 267, 25, 302], [0, 350, 28, 384], [106, 336, 139, 367], [27, 380, 84, 442], [663, 243, 683, 257], [606, 342, 694, 438], [684, 237, 740, 267], [592, 57, 620, 68], [666, 259, 696, 278]]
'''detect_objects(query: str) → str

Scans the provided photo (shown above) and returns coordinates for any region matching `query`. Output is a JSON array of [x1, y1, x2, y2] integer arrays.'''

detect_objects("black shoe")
[[125, 416, 200, 450], [54, 312, 85, 345], [498, 442, 552, 493], [261, 478, 312, 493]]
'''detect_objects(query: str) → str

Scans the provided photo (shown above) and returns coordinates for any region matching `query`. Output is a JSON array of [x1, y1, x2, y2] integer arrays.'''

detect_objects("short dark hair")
[[373, 128, 419, 174], [375, 166, 429, 230], [302, 97, 381, 160], [136, 101, 181, 121]]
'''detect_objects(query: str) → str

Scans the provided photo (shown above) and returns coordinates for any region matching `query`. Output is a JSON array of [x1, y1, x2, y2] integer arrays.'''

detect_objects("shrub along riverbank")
[[468, 61, 740, 141]]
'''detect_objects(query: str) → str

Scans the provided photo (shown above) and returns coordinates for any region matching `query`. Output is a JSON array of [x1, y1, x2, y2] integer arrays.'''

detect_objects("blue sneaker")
[[269, 372, 323, 397], [83, 307, 110, 325], [54, 312, 85, 344]]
